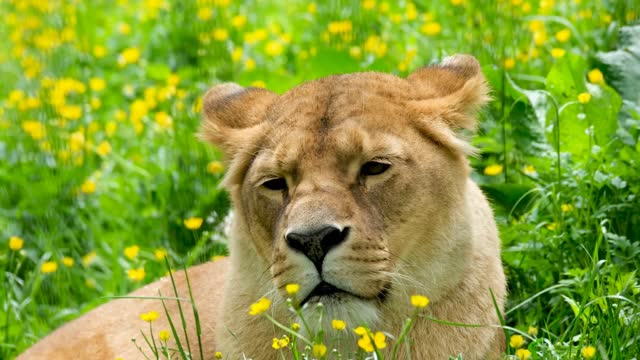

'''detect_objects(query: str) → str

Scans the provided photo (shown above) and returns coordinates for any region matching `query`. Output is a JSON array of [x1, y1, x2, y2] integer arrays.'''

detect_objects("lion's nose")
[[285, 226, 349, 271]]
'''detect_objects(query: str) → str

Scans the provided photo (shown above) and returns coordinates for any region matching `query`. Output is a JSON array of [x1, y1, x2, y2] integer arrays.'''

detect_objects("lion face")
[[200, 55, 489, 328]]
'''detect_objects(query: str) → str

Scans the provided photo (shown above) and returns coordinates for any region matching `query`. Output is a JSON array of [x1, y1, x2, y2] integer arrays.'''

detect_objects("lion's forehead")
[[265, 72, 414, 129]]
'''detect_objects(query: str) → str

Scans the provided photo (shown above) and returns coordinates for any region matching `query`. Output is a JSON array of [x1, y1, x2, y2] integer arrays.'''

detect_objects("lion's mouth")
[[300, 281, 349, 306], [299, 281, 390, 306]]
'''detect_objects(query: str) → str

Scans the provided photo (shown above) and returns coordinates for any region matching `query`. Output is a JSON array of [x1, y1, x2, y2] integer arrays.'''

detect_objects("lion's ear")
[[407, 54, 489, 131], [198, 83, 277, 157]]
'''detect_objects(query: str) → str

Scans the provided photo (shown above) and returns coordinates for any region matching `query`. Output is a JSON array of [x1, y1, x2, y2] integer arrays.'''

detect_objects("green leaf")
[[597, 25, 640, 104], [505, 74, 551, 155], [545, 54, 621, 158], [146, 63, 171, 81], [481, 183, 536, 217]]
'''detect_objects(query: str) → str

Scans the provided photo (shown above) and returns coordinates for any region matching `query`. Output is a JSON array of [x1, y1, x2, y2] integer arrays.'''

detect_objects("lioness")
[[19, 54, 506, 359]]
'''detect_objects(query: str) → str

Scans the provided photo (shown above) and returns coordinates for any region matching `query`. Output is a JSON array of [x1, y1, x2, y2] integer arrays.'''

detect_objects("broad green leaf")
[[597, 25, 640, 105], [545, 54, 621, 158], [146, 63, 172, 81], [481, 183, 536, 217]]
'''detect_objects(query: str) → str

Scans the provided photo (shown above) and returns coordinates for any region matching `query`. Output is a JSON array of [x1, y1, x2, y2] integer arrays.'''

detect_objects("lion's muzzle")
[[285, 226, 350, 271]]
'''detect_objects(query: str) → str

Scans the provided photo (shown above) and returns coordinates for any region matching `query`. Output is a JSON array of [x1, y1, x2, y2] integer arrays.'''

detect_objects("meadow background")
[[1, 0, 639, 358]]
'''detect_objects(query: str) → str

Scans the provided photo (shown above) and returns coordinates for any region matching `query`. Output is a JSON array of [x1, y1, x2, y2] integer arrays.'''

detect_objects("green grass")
[[1, 0, 639, 358]]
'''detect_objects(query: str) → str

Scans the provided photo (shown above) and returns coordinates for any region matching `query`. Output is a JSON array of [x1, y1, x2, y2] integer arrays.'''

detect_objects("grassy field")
[[1, 0, 640, 358]]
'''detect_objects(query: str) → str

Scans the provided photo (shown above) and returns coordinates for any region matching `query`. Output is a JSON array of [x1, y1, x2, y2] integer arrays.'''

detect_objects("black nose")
[[285, 226, 349, 271]]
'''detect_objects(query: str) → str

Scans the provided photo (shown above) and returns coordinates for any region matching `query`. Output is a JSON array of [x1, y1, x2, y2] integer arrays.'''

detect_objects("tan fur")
[[19, 55, 506, 359]]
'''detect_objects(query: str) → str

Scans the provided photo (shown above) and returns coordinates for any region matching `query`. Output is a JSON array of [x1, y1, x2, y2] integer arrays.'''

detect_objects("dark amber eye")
[[262, 178, 288, 191], [360, 161, 391, 176]]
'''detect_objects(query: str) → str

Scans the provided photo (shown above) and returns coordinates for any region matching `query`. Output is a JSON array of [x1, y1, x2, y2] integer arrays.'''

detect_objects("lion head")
[[200, 55, 489, 330]]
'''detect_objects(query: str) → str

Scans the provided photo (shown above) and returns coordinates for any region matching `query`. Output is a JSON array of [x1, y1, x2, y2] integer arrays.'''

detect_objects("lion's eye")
[[360, 161, 391, 176], [262, 178, 288, 191]]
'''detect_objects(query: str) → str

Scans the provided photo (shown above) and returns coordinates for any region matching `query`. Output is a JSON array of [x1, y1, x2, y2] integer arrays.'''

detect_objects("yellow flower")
[[69, 131, 85, 152], [248, 297, 271, 315], [312, 343, 327, 357], [96, 141, 112, 156], [504, 58, 515, 70], [533, 31, 548, 46], [117, 22, 131, 35], [155, 111, 173, 130], [356, 330, 386, 352], [106, 121, 118, 137], [231, 47, 243, 62], [561, 204, 573, 212], [327, 20, 353, 34], [8, 89, 25, 104], [527, 326, 538, 336], [215, 352, 223, 359], [405, 3, 417, 20], [59, 104, 83, 120], [354, 326, 367, 335], [578, 92, 591, 104], [523, 164, 536, 175], [91, 97, 101, 110], [128, 267, 146, 281], [251, 80, 267, 88], [265, 41, 284, 57], [546, 222, 558, 231], [307, 3, 317, 14], [124, 245, 140, 260], [62, 256, 74, 267], [551, 48, 566, 58], [555, 28, 571, 42], [158, 330, 170, 342], [244, 58, 256, 71], [349, 46, 362, 59], [115, 109, 127, 121], [516, 348, 532, 360], [22, 120, 46, 139], [93, 45, 107, 58], [285, 283, 300, 295], [588, 69, 604, 84], [118, 47, 141, 66], [231, 15, 246, 28], [212, 255, 226, 262], [581, 345, 596, 359], [130, 99, 149, 122], [184, 217, 203, 230], [214, 0, 230, 7], [82, 251, 97, 266], [362, 0, 375, 10], [197, 7, 211, 20], [154, 248, 168, 261], [89, 78, 106, 92], [529, 20, 544, 32], [41, 261, 58, 274], [9, 236, 24, 251], [140, 310, 159, 322], [80, 179, 97, 194], [390, 13, 402, 24], [291, 323, 300, 331], [212, 28, 228, 41], [332, 319, 346, 330], [484, 164, 503, 176], [410, 294, 430, 308], [271, 335, 290, 349], [420, 22, 442, 35], [510, 334, 525, 348]]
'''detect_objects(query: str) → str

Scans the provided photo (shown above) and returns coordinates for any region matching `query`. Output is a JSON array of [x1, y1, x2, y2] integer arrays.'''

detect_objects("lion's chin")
[[298, 295, 380, 336]]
